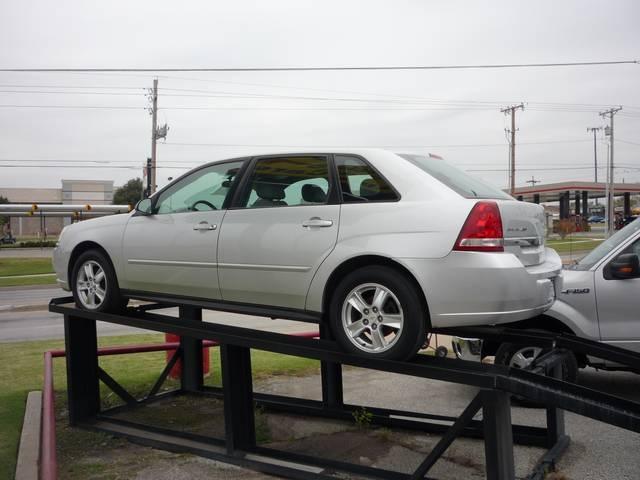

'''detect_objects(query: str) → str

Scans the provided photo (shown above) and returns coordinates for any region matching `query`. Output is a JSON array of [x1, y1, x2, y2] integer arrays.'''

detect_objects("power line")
[[160, 139, 591, 148], [8, 81, 637, 110], [468, 166, 640, 172], [1, 60, 637, 73], [0, 87, 637, 111], [0, 90, 144, 96], [618, 139, 640, 146], [0, 104, 145, 110]]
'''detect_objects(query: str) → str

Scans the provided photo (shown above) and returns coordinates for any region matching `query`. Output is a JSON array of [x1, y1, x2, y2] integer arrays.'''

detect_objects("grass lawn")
[[0, 258, 54, 276], [0, 257, 56, 287], [0, 334, 319, 479], [546, 237, 604, 254]]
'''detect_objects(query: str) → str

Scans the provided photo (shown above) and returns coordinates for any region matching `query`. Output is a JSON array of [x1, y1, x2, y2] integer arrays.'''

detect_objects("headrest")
[[255, 182, 285, 201], [301, 184, 327, 203], [359, 178, 380, 198]]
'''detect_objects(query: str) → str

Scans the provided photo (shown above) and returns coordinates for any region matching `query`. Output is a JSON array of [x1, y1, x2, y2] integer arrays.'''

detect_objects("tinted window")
[[154, 161, 243, 214], [399, 153, 512, 200], [240, 156, 330, 209], [335, 155, 398, 203], [572, 218, 640, 270]]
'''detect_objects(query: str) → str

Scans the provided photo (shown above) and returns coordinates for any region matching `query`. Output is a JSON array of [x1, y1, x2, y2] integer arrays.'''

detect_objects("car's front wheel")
[[329, 266, 427, 360], [71, 249, 124, 312]]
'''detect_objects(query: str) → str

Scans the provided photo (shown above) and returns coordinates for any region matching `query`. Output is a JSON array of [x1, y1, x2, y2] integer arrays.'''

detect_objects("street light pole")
[[599, 107, 622, 236]]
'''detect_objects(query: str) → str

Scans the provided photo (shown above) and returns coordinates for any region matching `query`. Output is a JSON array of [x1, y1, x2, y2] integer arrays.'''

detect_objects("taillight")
[[453, 201, 504, 252]]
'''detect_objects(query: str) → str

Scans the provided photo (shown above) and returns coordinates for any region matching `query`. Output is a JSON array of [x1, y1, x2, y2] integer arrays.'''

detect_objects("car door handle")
[[302, 217, 333, 228], [193, 221, 217, 231]]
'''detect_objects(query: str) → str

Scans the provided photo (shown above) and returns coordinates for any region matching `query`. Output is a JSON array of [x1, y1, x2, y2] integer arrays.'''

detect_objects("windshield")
[[399, 153, 512, 200], [572, 217, 640, 270]]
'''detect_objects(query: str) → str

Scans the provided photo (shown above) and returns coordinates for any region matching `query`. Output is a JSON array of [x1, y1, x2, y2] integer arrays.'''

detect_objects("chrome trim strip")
[[218, 262, 311, 272], [128, 259, 217, 268], [438, 305, 549, 317], [504, 236, 542, 247]]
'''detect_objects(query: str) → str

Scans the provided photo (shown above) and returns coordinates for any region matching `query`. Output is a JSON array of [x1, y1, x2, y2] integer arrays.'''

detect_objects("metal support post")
[[558, 193, 566, 219], [482, 390, 516, 480], [320, 323, 344, 408], [574, 192, 581, 217], [545, 362, 566, 448], [624, 192, 631, 217], [221, 344, 256, 454], [179, 306, 204, 393], [581, 191, 589, 218], [64, 314, 100, 425], [533, 193, 540, 204]]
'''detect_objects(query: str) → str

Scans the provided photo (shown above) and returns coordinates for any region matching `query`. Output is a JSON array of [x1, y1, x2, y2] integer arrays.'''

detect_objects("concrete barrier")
[[15, 391, 42, 480]]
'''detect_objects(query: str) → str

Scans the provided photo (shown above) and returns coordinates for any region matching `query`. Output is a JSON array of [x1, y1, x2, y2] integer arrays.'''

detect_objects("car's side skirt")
[[120, 289, 323, 324]]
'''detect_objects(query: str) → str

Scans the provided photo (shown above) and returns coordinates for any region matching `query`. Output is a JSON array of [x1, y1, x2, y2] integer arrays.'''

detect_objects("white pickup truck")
[[452, 218, 640, 382]]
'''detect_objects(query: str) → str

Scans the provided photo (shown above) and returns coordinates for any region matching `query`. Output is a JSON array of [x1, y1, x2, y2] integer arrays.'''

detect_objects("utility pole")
[[599, 107, 622, 236], [147, 79, 169, 195], [149, 79, 158, 194], [145, 158, 152, 198], [587, 126, 603, 205], [501, 103, 525, 195], [526, 176, 540, 188]]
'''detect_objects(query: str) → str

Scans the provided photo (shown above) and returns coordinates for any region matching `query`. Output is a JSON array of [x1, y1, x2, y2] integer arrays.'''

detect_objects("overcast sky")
[[0, 0, 638, 193]]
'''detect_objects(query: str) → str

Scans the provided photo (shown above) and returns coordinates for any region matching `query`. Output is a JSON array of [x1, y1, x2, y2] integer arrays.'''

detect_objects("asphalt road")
[[0, 286, 64, 310], [0, 286, 312, 342]]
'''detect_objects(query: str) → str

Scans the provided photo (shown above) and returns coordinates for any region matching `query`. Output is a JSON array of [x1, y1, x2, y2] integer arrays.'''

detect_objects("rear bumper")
[[401, 247, 562, 328]]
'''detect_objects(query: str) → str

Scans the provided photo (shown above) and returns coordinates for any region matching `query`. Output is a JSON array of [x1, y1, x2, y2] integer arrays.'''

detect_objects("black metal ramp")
[[49, 296, 640, 480]]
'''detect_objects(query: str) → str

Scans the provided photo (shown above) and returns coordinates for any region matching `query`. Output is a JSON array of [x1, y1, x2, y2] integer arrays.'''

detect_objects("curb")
[[15, 391, 42, 480]]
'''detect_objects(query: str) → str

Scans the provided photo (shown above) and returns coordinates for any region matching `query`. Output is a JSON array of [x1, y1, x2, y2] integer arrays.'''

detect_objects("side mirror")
[[609, 253, 640, 280], [135, 198, 153, 216]]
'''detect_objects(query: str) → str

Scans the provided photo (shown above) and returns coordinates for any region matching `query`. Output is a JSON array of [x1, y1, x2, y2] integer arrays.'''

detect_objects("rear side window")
[[239, 156, 330, 208], [399, 153, 512, 200], [335, 155, 398, 203]]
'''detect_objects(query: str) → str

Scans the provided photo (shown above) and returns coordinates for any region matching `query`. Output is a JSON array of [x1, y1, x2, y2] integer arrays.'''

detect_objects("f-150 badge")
[[561, 288, 590, 294]]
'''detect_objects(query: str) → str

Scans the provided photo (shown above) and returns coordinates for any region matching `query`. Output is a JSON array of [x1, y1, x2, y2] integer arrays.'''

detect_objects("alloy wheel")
[[508, 346, 543, 369], [341, 283, 404, 353], [76, 260, 107, 310]]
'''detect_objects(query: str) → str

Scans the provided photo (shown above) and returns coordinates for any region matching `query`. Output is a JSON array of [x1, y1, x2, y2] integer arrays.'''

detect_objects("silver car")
[[53, 149, 561, 359], [453, 217, 640, 380]]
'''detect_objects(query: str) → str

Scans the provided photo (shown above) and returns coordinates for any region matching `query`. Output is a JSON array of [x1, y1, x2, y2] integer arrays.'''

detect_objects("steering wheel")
[[191, 200, 217, 211]]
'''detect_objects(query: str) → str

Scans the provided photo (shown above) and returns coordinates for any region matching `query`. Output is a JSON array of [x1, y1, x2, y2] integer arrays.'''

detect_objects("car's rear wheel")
[[71, 249, 124, 312], [329, 266, 427, 360]]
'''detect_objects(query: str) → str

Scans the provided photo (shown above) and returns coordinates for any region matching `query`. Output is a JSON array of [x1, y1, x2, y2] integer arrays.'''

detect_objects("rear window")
[[398, 153, 512, 200]]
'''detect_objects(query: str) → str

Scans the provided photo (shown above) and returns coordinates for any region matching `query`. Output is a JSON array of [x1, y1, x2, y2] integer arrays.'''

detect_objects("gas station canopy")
[[511, 181, 640, 218]]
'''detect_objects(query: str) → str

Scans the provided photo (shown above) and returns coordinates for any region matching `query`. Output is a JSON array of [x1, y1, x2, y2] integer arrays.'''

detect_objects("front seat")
[[301, 184, 327, 204], [252, 182, 287, 208], [359, 178, 380, 201]]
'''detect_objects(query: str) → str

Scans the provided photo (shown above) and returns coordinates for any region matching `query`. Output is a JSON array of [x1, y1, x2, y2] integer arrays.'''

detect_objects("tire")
[[495, 341, 578, 407], [71, 249, 125, 313], [329, 265, 427, 360]]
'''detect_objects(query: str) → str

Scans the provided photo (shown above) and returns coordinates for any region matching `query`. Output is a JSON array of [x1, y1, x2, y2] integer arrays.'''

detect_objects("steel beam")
[[64, 314, 100, 424], [179, 306, 204, 393], [320, 323, 343, 408], [482, 390, 515, 480], [221, 344, 256, 453]]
